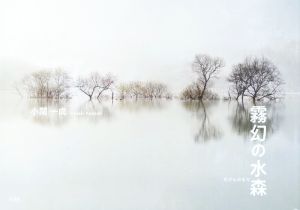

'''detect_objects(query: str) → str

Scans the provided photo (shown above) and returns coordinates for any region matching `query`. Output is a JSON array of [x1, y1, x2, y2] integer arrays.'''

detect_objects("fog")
[[0, 0, 299, 93]]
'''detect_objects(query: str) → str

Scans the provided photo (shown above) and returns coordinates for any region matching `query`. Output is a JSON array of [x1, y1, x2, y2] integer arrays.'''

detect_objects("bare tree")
[[75, 72, 101, 100], [76, 72, 115, 101], [181, 83, 200, 100], [181, 82, 219, 100], [143, 82, 155, 99], [20, 69, 71, 99], [152, 82, 167, 98], [142, 81, 169, 99], [52, 68, 71, 99], [129, 81, 143, 100], [228, 64, 244, 101], [117, 81, 170, 100], [192, 54, 225, 100], [118, 83, 130, 100], [22, 70, 52, 98], [228, 57, 283, 104], [96, 74, 115, 100], [245, 57, 283, 103], [228, 62, 251, 104]]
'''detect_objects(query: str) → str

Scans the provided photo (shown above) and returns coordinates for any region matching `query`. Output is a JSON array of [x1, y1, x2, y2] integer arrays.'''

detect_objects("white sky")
[[0, 0, 299, 92]]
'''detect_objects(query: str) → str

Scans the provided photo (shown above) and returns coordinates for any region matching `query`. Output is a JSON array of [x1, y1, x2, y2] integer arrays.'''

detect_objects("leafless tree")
[[52, 68, 71, 99], [246, 57, 283, 103], [75, 72, 101, 100], [117, 83, 130, 100], [192, 54, 225, 100], [76, 72, 115, 101], [152, 82, 167, 98], [96, 74, 115, 100], [142, 82, 155, 99], [228, 57, 283, 104], [22, 70, 52, 98], [117, 81, 170, 100], [129, 81, 143, 100], [141, 81, 170, 99], [20, 69, 71, 99], [228, 62, 251, 104], [181, 82, 219, 100], [181, 83, 200, 100]]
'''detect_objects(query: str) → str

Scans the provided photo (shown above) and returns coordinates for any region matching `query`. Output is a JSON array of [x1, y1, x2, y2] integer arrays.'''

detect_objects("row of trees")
[[19, 71, 115, 100], [19, 71, 171, 100], [118, 81, 172, 100], [18, 54, 283, 103], [181, 54, 283, 103]]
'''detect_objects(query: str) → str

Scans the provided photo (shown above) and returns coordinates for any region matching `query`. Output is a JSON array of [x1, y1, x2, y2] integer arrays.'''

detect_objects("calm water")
[[0, 91, 299, 210]]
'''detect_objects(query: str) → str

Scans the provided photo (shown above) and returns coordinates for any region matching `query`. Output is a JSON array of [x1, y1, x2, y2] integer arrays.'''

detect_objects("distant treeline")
[[16, 54, 283, 103]]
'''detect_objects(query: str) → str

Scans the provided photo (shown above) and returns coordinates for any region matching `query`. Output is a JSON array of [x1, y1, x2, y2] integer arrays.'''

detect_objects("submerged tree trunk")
[[199, 83, 207, 100], [252, 97, 256, 105], [241, 93, 244, 106]]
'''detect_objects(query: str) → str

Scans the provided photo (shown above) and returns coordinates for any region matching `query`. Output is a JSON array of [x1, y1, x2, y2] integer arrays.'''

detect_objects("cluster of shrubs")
[[21, 69, 71, 99], [118, 81, 172, 100], [181, 82, 219, 100]]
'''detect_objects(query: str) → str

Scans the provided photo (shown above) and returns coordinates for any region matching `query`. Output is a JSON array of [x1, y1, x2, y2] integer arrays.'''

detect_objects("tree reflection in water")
[[117, 99, 166, 112], [228, 101, 283, 139], [26, 98, 70, 126], [77, 100, 113, 123], [182, 100, 222, 143], [26, 99, 113, 125]]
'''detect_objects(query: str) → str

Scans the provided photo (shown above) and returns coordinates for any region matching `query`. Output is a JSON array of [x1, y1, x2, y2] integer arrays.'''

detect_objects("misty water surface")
[[0, 91, 299, 210]]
